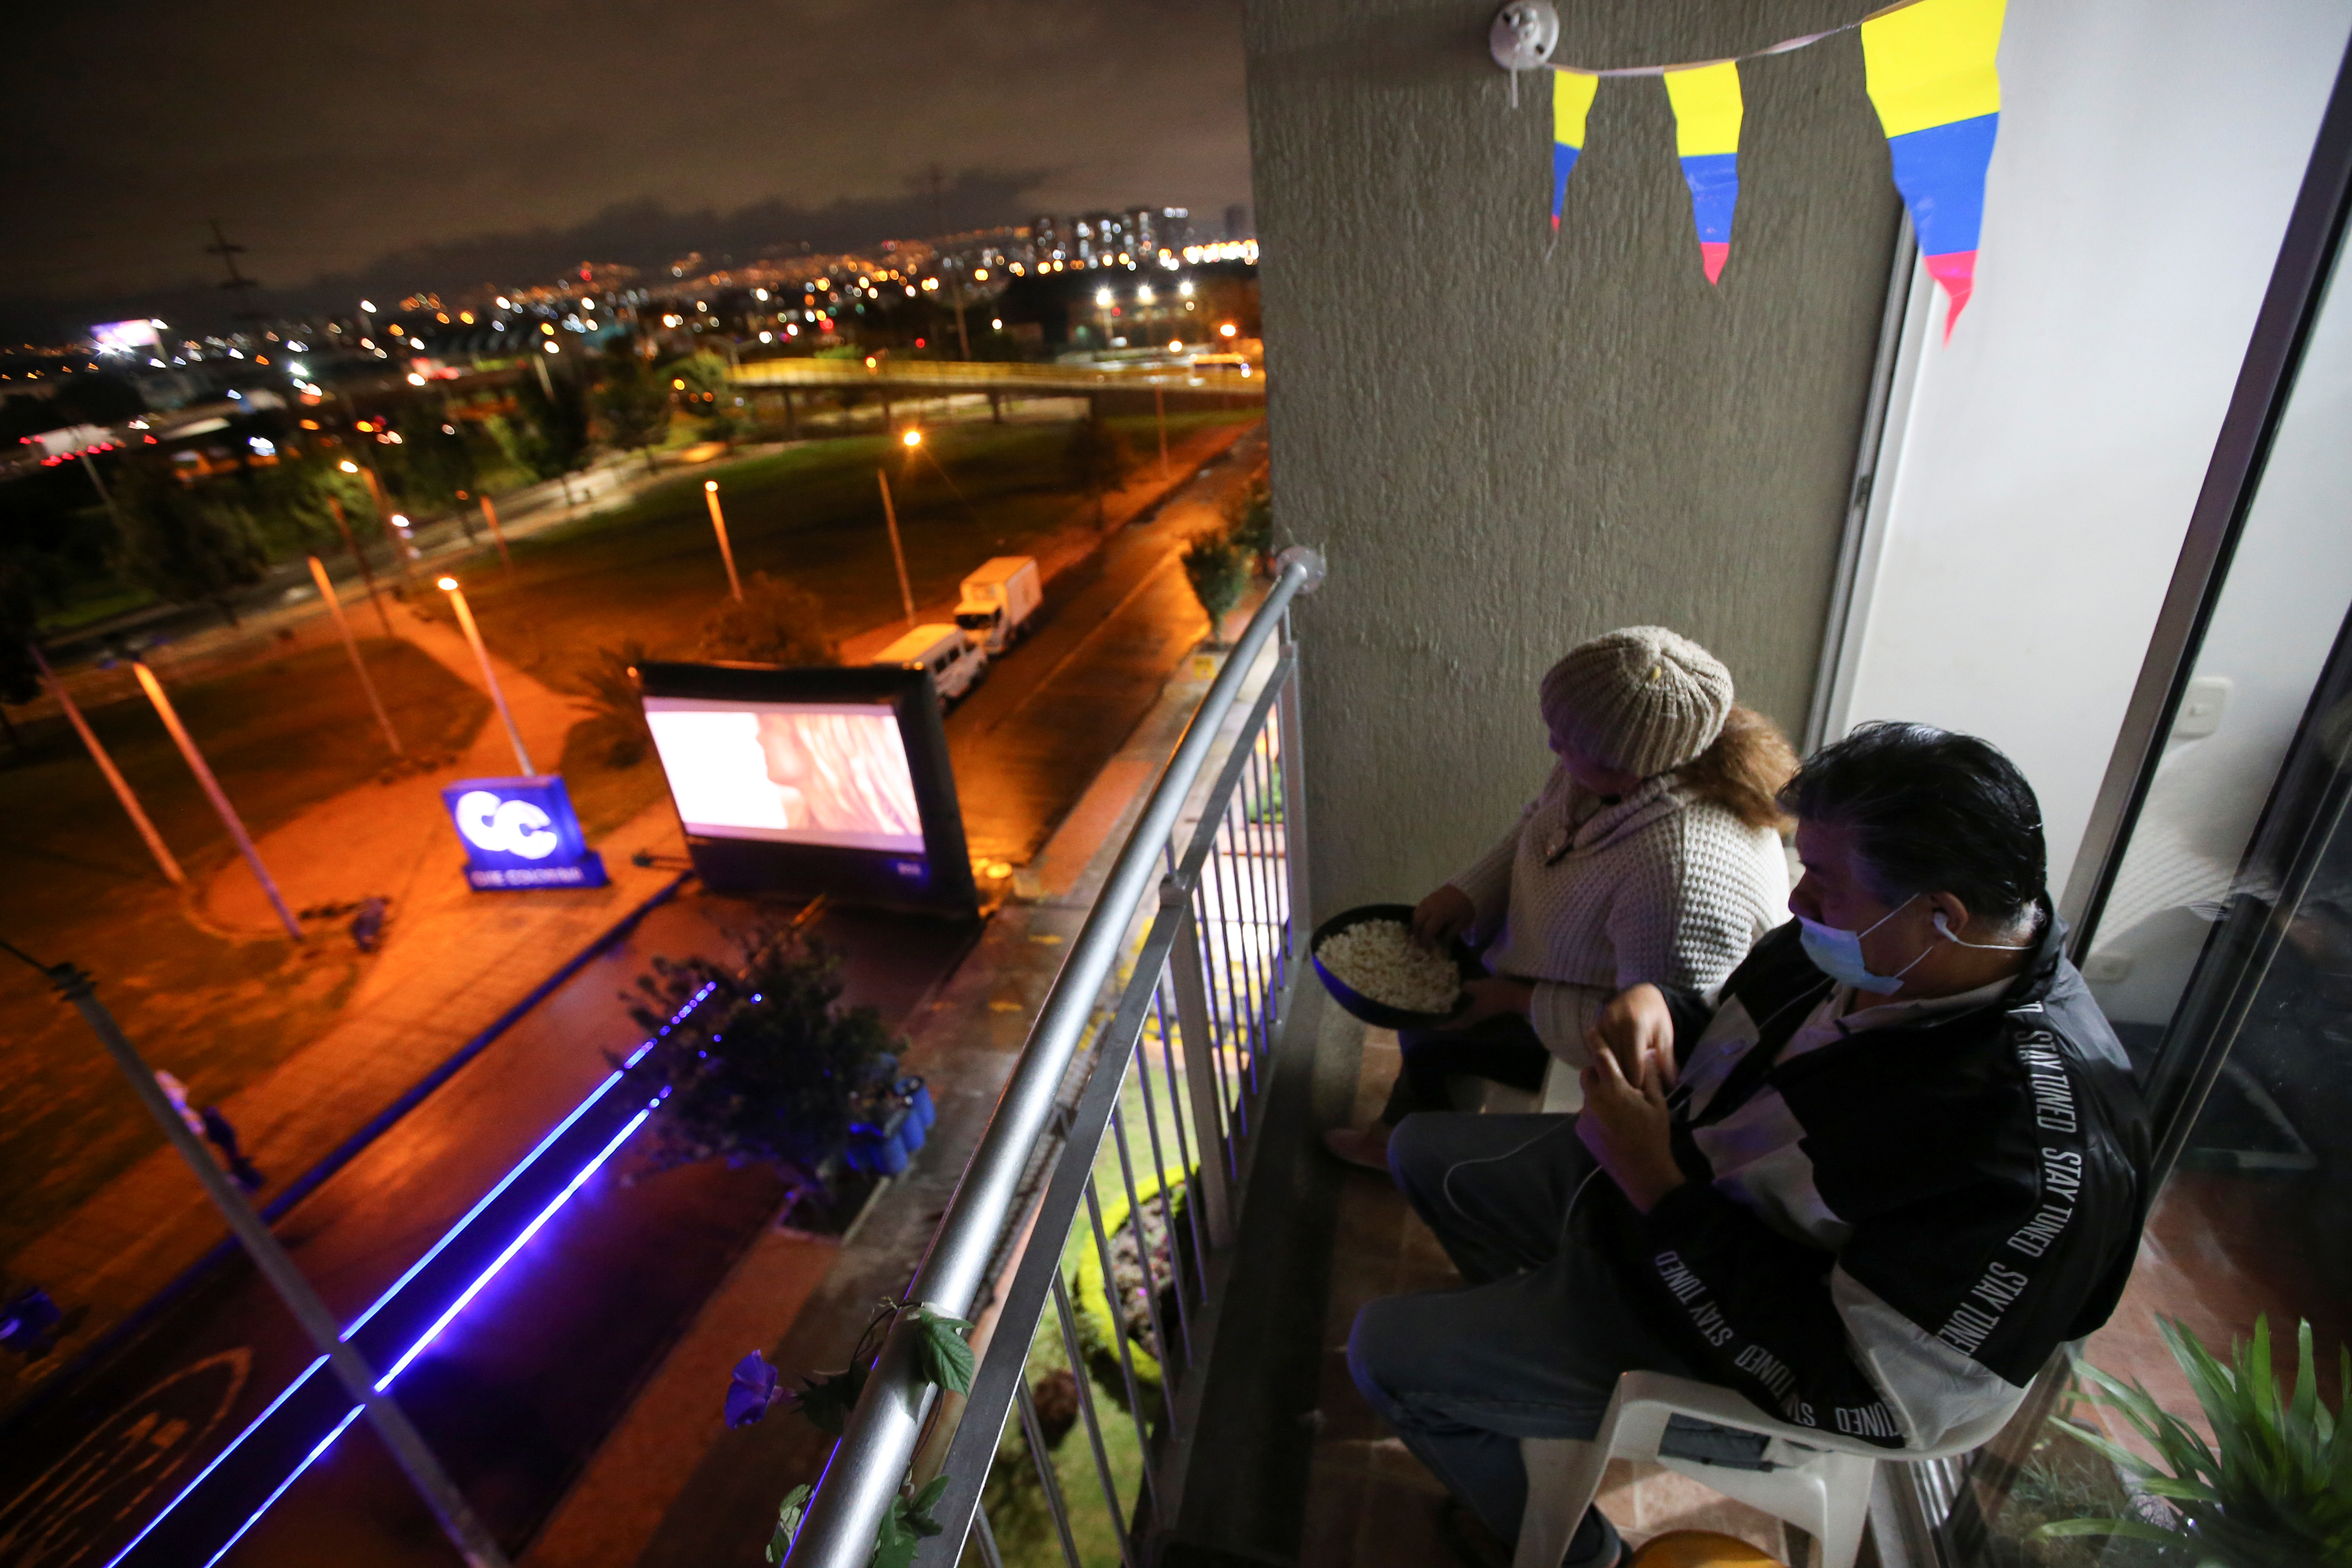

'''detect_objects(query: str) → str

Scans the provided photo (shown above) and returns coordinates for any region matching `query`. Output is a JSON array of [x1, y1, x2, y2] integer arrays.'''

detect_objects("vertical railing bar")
[[1192, 875, 1243, 1150], [1152, 981, 1212, 1294], [1014, 1377, 1086, 1568], [972, 1499, 1005, 1568], [1193, 887, 1242, 1168], [1082, 1178, 1164, 1513], [1275, 615, 1313, 982], [1167, 910, 1237, 1248], [1106, 1095, 1176, 1386], [1127, 1026, 1196, 1358], [1212, 803, 1261, 1102], [1051, 1271, 1138, 1568], [1249, 730, 1284, 1017], [1227, 766, 1271, 1095]]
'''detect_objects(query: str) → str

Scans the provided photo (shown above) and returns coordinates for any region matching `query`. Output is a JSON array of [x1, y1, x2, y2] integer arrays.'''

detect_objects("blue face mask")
[[1797, 896, 1926, 993], [1798, 899, 2034, 994]]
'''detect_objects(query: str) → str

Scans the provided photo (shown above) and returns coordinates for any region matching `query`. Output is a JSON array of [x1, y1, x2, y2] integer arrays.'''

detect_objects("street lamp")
[[901, 429, 922, 448], [702, 480, 743, 601], [437, 577, 534, 774], [131, 660, 304, 941]]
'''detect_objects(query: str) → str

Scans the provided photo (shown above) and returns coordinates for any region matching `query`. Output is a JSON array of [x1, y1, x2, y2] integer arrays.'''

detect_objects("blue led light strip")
[[373, 1107, 655, 1389], [200, 1406, 365, 1568], [103, 982, 716, 1567], [98, 1356, 331, 1568]]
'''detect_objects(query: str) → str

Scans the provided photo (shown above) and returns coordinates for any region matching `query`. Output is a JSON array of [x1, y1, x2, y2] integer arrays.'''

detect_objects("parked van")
[[872, 623, 988, 706], [954, 556, 1044, 653]]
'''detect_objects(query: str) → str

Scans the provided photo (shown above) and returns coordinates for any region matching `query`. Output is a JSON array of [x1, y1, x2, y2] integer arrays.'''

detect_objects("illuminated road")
[[945, 424, 1267, 864]]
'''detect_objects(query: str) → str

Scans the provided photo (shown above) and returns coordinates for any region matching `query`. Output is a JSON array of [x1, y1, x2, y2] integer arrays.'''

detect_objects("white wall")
[[1828, 0, 2352, 889]]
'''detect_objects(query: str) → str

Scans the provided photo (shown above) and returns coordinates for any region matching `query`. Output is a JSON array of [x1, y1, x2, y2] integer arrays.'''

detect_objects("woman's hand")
[[1412, 884, 1475, 951], [1454, 975, 1533, 1027], [1585, 983, 1679, 1088], [1576, 1047, 1684, 1212]]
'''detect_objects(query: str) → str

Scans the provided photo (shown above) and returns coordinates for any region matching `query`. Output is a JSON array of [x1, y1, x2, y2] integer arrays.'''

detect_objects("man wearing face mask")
[[1349, 723, 2150, 1568]]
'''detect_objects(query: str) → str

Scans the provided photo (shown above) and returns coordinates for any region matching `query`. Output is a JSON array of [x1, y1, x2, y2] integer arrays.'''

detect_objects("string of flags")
[[1546, 0, 2004, 335]]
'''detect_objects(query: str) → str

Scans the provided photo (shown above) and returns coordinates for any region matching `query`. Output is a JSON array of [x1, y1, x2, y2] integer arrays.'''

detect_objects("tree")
[[700, 572, 838, 666], [1063, 414, 1133, 525], [670, 352, 740, 445], [505, 364, 592, 481], [1182, 531, 1249, 646], [112, 463, 267, 627], [1220, 470, 1274, 565], [596, 350, 671, 473], [621, 921, 899, 1191]]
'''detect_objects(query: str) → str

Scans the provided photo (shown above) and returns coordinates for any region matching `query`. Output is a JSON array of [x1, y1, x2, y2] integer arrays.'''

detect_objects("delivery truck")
[[953, 556, 1043, 654], [871, 624, 988, 707]]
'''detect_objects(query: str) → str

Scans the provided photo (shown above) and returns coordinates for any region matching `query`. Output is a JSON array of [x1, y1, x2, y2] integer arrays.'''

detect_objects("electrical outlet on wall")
[[2173, 675, 2231, 741]]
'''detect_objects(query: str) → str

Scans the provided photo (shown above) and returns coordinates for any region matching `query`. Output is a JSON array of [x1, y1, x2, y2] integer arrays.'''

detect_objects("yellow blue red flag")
[[1863, 0, 2005, 335], [1550, 70, 1601, 230], [1662, 62, 1744, 285]]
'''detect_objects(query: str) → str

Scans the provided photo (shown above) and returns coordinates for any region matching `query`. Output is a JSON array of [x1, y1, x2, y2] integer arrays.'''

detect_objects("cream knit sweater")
[[1448, 766, 1790, 1064]]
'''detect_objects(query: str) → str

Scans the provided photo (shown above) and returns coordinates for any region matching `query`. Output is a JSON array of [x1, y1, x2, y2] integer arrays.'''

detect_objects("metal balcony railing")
[[784, 547, 1326, 1568]]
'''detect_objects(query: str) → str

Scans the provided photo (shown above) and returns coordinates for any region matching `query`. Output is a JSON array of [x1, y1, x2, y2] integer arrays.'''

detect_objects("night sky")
[[0, 0, 1250, 340]]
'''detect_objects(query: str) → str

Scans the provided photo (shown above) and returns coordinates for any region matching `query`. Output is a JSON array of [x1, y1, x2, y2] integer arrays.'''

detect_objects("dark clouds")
[[0, 0, 1249, 334]]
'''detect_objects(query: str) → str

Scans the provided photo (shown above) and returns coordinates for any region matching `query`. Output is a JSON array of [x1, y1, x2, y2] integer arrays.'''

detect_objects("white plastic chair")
[[1513, 1372, 2019, 1568]]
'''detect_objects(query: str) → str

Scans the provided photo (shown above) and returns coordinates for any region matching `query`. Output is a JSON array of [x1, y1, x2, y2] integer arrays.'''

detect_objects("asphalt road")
[[0, 428, 1265, 1568], [946, 426, 1266, 864]]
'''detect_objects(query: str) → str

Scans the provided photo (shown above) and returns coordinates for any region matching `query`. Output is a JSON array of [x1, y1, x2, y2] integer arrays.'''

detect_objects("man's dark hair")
[[1781, 722, 2047, 925]]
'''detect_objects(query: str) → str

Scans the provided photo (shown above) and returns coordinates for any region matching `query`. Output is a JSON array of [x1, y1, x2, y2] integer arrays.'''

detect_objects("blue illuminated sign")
[[439, 775, 608, 890]]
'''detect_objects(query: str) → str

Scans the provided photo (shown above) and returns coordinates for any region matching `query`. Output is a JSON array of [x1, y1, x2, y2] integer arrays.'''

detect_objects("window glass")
[[1948, 232, 2352, 1566]]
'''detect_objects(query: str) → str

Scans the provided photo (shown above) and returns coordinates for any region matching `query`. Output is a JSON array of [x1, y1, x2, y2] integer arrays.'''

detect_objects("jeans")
[[1378, 1013, 1552, 1125], [1348, 1113, 1767, 1542]]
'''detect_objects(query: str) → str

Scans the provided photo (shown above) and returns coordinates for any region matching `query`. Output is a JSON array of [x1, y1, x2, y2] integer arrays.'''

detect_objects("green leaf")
[[794, 1364, 869, 1436], [908, 1472, 950, 1535], [766, 1484, 813, 1565], [906, 1304, 977, 1396]]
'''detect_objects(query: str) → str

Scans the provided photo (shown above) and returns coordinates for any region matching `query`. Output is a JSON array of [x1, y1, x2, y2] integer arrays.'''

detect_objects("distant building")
[[1031, 216, 1066, 263], [1223, 203, 1249, 241], [1079, 211, 1128, 263]]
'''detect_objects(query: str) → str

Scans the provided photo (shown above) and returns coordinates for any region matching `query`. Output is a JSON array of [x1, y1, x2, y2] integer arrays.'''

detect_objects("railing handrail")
[[784, 547, 1325, 1568]]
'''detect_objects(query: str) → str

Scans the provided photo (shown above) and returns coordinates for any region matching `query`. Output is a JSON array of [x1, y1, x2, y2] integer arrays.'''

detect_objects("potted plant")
[[2035, 1314, 2351, 1566], [619, 917, 899, 1218]]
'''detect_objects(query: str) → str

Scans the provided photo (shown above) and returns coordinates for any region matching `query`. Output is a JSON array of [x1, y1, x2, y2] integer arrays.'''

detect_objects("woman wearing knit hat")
[[1323, 627, 1796, 1170]]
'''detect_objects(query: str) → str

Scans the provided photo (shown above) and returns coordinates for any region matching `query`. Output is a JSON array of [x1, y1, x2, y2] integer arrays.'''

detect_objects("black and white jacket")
[[1618, 906, 2151, 1449]]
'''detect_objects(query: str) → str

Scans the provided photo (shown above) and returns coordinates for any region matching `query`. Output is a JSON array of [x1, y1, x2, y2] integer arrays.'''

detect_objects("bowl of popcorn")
[[1309, 904, 1473, 1029]]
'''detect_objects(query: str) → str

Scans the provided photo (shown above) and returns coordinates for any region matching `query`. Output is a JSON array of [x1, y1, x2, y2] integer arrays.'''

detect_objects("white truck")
[[872, 623, 988, 707], [954, 556, 1044, 654]]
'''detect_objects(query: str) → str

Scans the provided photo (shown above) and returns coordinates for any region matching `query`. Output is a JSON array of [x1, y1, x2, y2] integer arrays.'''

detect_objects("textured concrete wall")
[[1244, 0, 1900, 913]]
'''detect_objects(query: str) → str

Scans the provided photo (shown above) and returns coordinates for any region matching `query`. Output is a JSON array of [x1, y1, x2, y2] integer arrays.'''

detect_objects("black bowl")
[[1310, 903, 1475, 1030]]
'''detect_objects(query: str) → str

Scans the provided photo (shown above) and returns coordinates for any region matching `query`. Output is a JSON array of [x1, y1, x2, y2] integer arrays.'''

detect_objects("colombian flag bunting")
[[1550, 70, 1601, 230], [1662, 63, 1744, 285], [1863, 0, 2005, 336]]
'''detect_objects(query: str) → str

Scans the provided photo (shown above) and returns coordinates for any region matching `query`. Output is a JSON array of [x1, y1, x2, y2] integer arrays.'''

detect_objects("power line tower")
[[206, 219, 268, 340], [929, 164, 972, 362]]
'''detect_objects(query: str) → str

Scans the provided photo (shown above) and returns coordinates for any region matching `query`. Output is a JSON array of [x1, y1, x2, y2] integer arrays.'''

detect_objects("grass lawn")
[[0, 640, 489, 1262], [426, 412, 1254, 697]]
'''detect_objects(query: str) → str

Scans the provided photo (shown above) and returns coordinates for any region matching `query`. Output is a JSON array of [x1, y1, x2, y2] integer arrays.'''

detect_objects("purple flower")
[[725, 1349, 783, 1428]]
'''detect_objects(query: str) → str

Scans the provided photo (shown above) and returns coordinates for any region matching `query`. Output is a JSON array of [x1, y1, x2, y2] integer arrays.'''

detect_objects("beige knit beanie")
[[1539, 626, 1734, 777]]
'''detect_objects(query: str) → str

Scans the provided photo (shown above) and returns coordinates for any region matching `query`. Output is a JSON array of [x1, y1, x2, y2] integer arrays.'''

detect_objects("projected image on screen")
[[645, 698, 924, 852]]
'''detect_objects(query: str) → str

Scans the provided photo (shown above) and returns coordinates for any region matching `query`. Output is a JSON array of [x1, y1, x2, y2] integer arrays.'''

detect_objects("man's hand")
[[1412, 884, 1475, 951], [1576, 1048, 1684, 1212], [1454, 975, 1533, 1027], [1586, 983, 1680, 1087]]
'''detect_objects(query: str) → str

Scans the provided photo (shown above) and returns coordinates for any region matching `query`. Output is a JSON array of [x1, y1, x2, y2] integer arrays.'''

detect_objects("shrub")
[[1181, 531, 1249, 645], [566, 640, 654, 767], [1221, 470, 1274, 563], [620, 921, 898, 1193], [700, 572, 838, 666]]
